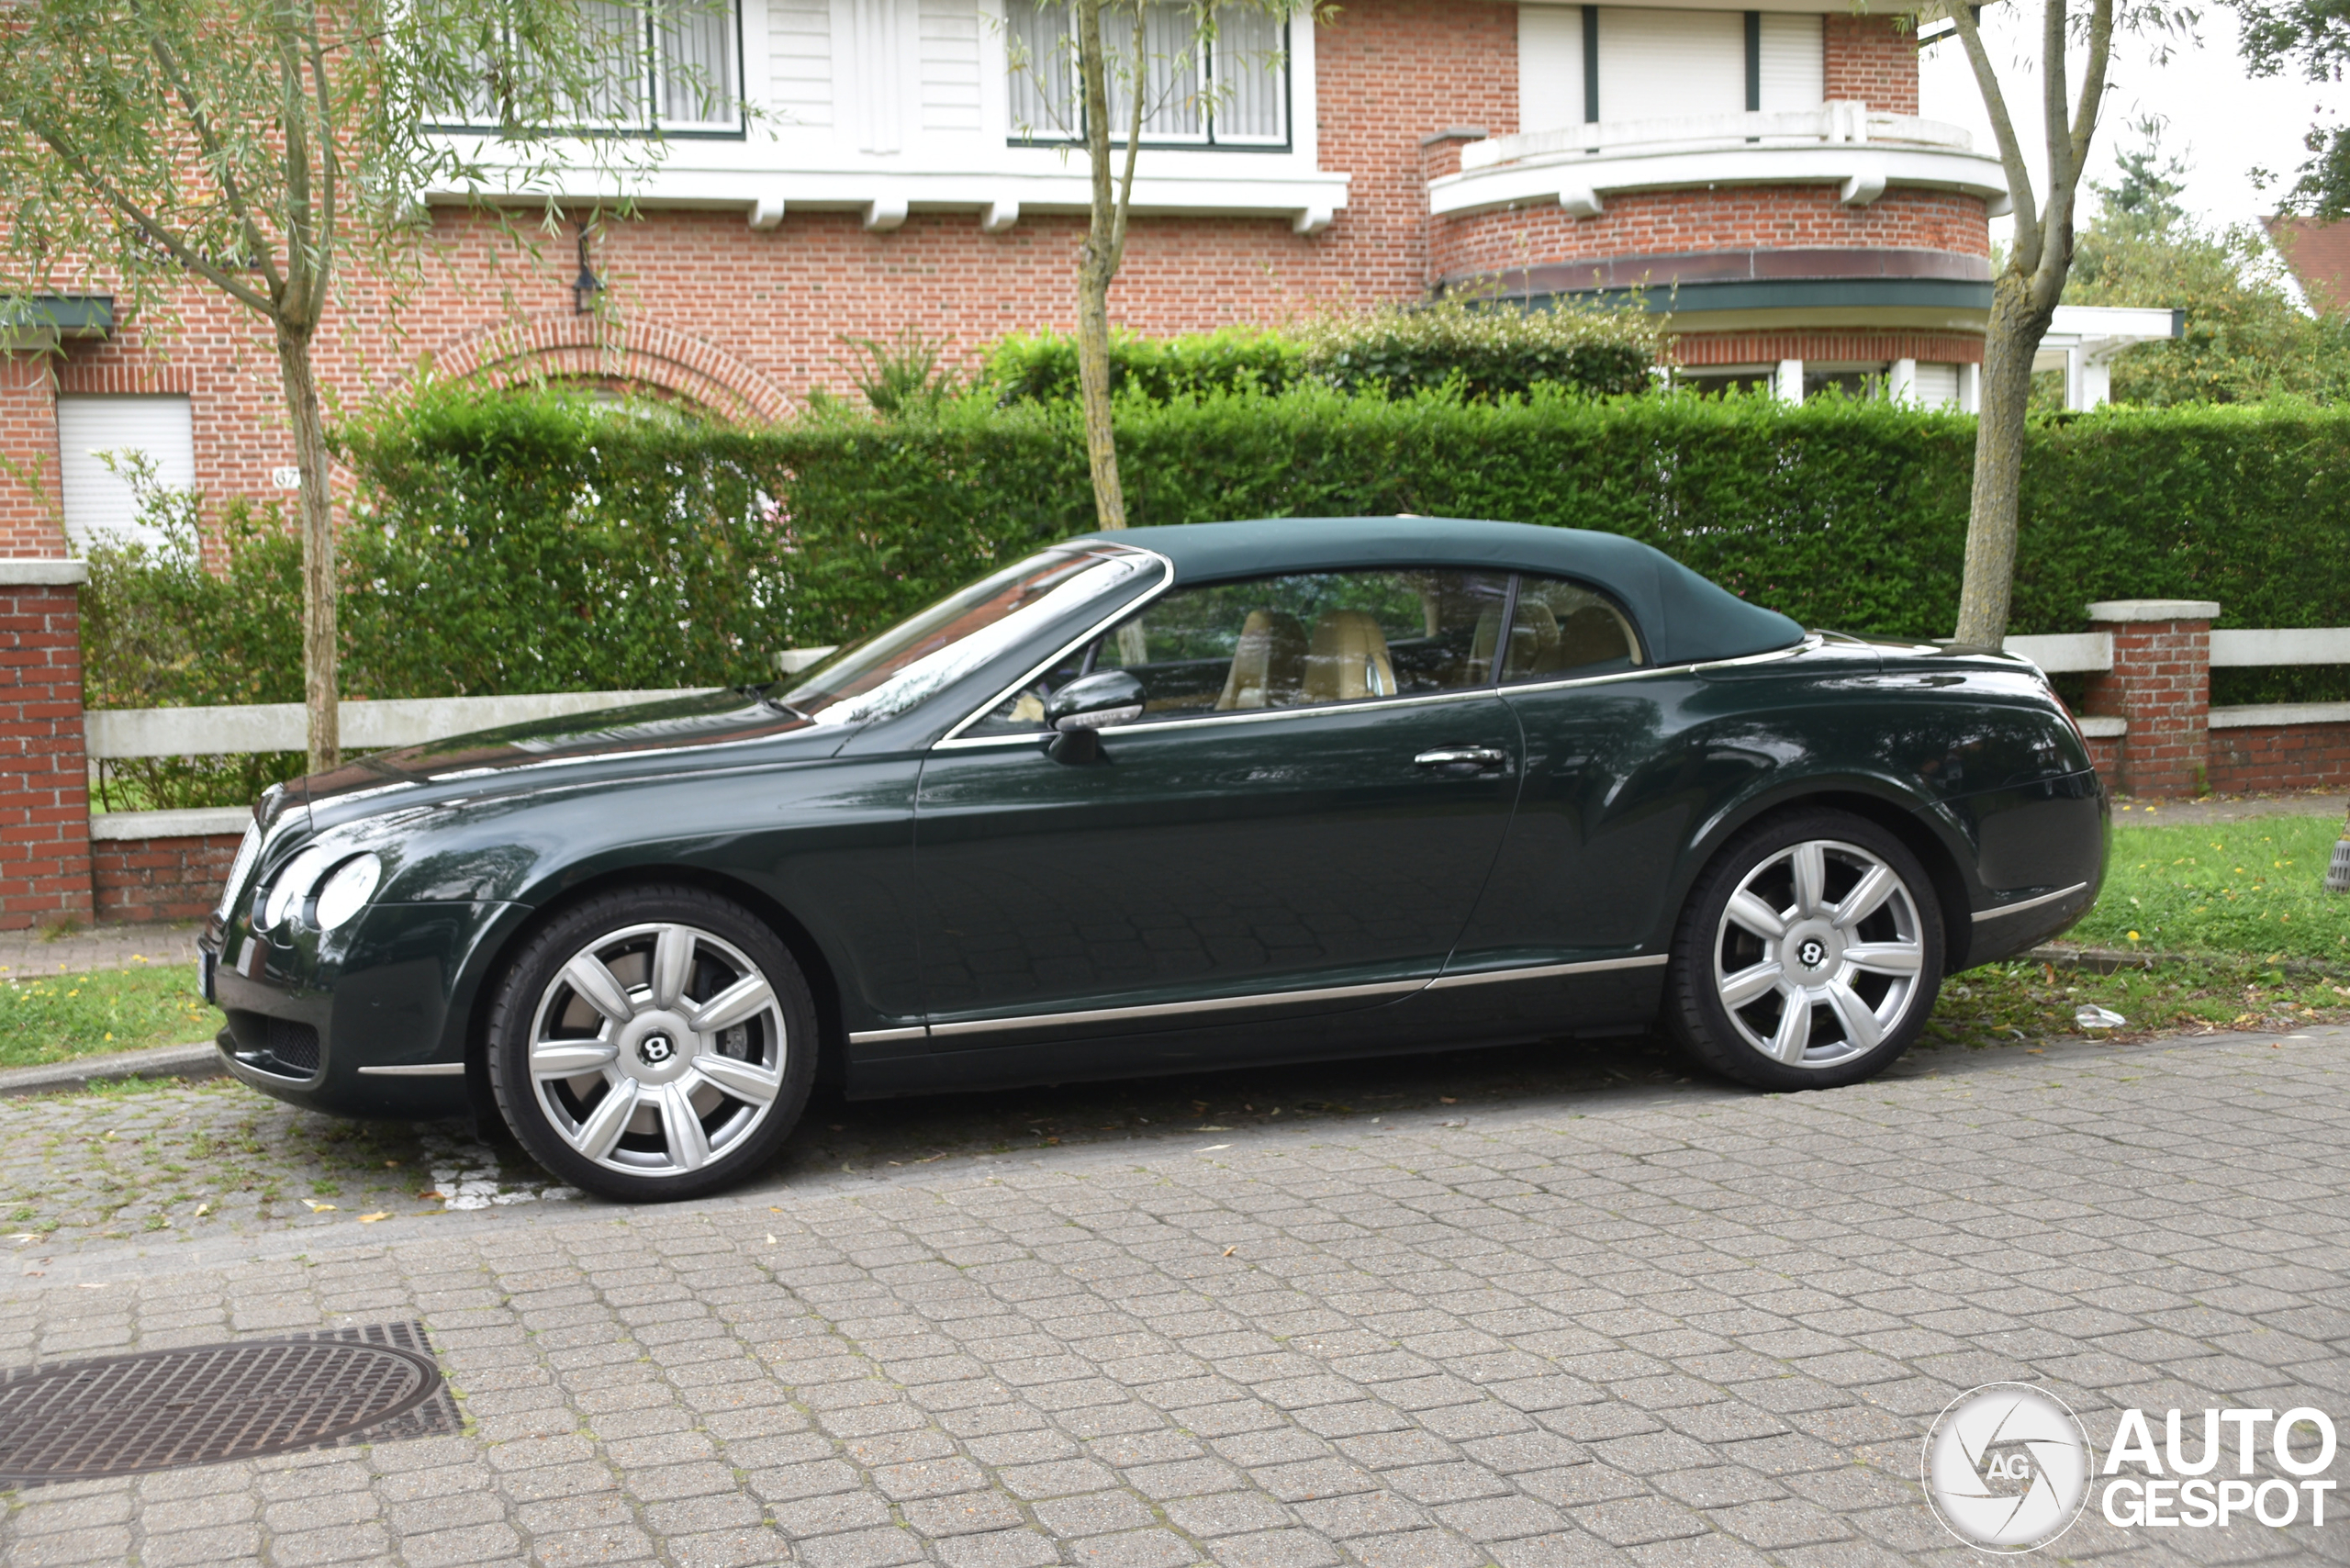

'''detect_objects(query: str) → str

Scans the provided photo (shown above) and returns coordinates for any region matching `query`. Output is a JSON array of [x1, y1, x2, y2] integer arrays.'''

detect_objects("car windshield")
[[778, 545, 1158, 726]]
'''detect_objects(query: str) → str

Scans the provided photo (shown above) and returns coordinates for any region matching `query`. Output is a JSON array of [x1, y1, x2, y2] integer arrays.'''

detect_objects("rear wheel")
[[1665, 812, 1944, 1090], [487, 886, 816, 1202]]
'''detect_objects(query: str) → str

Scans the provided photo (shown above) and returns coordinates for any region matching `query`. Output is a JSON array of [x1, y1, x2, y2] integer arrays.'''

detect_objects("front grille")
[[265, 1018, 320, 1075]]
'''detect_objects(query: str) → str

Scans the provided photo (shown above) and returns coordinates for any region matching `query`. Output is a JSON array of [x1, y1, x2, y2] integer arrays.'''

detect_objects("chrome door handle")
[[1415, 746, 1508, 769]]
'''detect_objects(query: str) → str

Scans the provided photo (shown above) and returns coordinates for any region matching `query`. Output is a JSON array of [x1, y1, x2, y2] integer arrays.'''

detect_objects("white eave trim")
[[426, 151, 1350, 229], [1430, 142, 2009, 218]]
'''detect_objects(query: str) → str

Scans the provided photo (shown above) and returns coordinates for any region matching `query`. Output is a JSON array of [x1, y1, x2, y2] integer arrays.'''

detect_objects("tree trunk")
[[1073, 0, 1126, 532], [275, 320, 340, 774], [1951, 273, 2055, 648]]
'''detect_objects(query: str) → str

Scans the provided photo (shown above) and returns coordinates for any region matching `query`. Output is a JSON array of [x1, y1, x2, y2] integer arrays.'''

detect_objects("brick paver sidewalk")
[[2, 1022, 2344, 1566], [0, 920, 202, 979]]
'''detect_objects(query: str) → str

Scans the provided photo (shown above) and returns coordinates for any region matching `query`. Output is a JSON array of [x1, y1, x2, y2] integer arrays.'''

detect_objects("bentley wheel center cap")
[[1784, 923, 1841, 975], [638, 1033, 677, 1066]]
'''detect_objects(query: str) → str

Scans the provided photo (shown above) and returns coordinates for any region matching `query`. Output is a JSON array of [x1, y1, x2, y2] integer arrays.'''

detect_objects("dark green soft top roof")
[[1071, 517, 1804, 668]]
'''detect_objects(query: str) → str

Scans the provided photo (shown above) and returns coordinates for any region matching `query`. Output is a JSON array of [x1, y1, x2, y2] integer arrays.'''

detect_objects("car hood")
[[290, 689, 843, 823]]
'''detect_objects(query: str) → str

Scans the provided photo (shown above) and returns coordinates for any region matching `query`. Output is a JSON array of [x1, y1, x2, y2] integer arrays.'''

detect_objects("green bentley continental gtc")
[[200, 518, 2106, 1200]]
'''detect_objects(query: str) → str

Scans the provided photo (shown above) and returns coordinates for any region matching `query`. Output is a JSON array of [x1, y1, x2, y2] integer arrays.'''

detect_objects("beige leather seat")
[[1468, 602, 1558, 683], [1537, 604, 1635, 674], [1304, 610, 1398, 702], [1214, 610, 1309, 711]]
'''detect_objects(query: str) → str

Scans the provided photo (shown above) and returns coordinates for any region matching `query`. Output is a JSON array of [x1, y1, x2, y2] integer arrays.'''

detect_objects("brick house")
[[0, 0, 2021, 558]]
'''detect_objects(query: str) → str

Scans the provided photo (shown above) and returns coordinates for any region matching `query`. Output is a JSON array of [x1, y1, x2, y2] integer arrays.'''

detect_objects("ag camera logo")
[[1923, 1383, 2093, 1552]]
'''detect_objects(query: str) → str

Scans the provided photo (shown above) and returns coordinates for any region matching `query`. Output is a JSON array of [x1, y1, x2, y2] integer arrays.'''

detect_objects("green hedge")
[[84, 384, 2350, 809]]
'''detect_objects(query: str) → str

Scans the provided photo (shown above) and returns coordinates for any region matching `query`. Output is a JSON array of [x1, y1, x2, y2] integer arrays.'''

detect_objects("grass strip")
[[2070, 814, 2350, 962], [2, 967, 218, 1068]]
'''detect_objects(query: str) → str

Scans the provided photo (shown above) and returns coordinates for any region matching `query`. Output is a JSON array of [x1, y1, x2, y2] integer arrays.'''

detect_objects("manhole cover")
[[0, 1322, 450, 1485]]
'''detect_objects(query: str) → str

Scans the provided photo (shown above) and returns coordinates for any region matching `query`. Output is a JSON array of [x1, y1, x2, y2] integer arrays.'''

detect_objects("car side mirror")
[[1046, 670, 1145, 733], [1044, 670, 1144, 764]]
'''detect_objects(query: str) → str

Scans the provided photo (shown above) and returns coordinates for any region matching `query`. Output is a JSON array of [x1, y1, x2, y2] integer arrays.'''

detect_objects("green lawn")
[[2, 965, 220, 1068], [2068, 815, 2350, 962]]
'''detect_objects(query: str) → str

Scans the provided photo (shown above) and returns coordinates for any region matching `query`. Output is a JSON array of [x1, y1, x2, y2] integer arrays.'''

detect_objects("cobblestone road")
[[2, 1023, 2346, 1567]]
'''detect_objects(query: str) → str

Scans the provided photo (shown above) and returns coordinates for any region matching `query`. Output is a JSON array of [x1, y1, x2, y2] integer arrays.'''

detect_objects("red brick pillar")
[[0, 559, 94, 930], [2079, 598, 2218, 800]]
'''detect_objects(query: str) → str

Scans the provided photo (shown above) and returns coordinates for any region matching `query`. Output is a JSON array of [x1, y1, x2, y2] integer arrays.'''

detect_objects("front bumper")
[[201, 897, 527, 1119]]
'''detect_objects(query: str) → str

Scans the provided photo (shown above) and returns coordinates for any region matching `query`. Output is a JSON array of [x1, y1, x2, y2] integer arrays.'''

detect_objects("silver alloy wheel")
[[1710, 838, 1927, 1069], [523, 921, 789, 1178]]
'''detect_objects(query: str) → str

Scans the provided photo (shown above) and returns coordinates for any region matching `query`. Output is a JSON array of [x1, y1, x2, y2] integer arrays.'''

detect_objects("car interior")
[[969, 568, 1645, 736]]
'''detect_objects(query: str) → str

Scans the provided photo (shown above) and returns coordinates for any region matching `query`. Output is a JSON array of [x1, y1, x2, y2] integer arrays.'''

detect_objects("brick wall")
[[0, 575, 93, 930], [1676, 330, 1985, 366], [0, 356, 65, 558], [1433, 185, 1992, 286], [1824, 15, 1920, 115], [2208, 722, 2350, 795], [92, 832, 242, 924], [2078, 604, 2217, 799]]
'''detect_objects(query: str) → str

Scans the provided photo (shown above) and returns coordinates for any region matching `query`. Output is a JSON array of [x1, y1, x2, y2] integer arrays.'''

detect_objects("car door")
[[1432, 571, 1682, 1035], [912, 566, 1524, 1047]]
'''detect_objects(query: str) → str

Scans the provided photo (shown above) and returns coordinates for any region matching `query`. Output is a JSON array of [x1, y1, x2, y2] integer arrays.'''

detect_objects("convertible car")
[[199, 518, 2105, 1200]]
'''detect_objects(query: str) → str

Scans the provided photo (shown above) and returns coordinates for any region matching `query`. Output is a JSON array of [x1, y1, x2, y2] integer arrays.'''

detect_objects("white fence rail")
[[86, 689, 718, 760], [2003, 626, 2350, 674]]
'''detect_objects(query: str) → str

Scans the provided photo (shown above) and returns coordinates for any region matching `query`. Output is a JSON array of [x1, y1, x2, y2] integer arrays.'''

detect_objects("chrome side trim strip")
[[1427, 953, 1669, 989], [1971, 881, 2092, 924], [935, 547, 1180, 747], [928, 977, 1432, 1038], [847, 1025, 931, 1046], [356, 1062, 469, 1077]]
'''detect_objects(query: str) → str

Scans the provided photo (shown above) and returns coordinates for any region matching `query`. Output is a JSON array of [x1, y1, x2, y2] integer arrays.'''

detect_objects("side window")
[[1501, 576, 1645, 682], [966, 567, 1512, 733]]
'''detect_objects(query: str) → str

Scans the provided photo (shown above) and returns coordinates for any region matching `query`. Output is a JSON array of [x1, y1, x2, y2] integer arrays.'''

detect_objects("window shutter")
[[1755, 12, 1823, 112], [1517, 6, 1583, 135], [1595, 6, 1743, 121], [56, 395, 196, 554]]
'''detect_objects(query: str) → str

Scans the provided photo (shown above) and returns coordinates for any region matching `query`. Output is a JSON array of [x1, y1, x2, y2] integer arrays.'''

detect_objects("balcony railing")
[[1461, 105, 1975, 172], [1432, 103, 2008, 218]]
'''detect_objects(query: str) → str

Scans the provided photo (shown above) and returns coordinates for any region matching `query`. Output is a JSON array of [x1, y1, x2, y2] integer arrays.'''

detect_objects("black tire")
[[1664, 811, 1945, 1091], [487, 885, 817, 1202]]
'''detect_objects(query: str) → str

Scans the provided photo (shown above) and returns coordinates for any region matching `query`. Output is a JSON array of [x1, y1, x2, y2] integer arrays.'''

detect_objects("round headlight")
[[313, 854, 384, 931], [262, 846, 335, 929]]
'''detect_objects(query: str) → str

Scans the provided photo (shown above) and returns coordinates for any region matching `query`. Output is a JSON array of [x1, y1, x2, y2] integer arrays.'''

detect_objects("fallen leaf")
[[357, 1212, 390, 1223], [302, 1200, 337, 1212], [75, 1282, 106, 1289], [418, 1191, 446, 1202], [1223, 1246, 1237, 1257], [1196, 1144, 1230, 1153], [765, 1235, 777, 1245], [194, 1204, 209, 1217], [1439, 1097, 1458, 1104]]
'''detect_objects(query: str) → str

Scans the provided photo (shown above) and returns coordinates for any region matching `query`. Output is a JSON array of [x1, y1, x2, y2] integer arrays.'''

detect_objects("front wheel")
[[487, 887, 817, 1202], [1665, 812, 1945, 1091]]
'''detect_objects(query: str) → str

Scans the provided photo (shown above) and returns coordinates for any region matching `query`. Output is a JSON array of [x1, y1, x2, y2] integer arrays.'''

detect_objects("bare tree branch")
[[1952, 0, 2042, 272]]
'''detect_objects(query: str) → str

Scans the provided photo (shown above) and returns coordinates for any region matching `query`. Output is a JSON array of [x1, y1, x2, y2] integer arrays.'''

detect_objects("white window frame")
[[1002, 0, 1291, 151], [429, 0, 746, 138]]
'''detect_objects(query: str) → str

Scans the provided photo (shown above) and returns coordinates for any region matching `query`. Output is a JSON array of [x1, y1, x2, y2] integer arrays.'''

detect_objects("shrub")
[[84, 383, 2350, 812], [1294, 295, 1668, 401], [982, 326, 1304, 404], [78, 473, 306, 811]]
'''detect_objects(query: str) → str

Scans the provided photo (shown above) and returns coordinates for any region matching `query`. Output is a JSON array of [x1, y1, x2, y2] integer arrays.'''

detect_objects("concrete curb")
[[0, 1041, 223, 1098]]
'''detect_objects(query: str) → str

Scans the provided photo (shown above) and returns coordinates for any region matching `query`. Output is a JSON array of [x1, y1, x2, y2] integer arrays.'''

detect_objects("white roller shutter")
[[56, 395, 195, 554], [1595, 6, 1741, 122], [1756, 12, 1822, 112], [1518, 5, 1584, 134], [1913, 364, 1963, 408]]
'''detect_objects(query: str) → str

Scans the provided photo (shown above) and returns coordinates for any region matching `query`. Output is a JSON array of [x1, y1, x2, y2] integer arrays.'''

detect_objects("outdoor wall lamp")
[[573, 223, 602, 315]]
